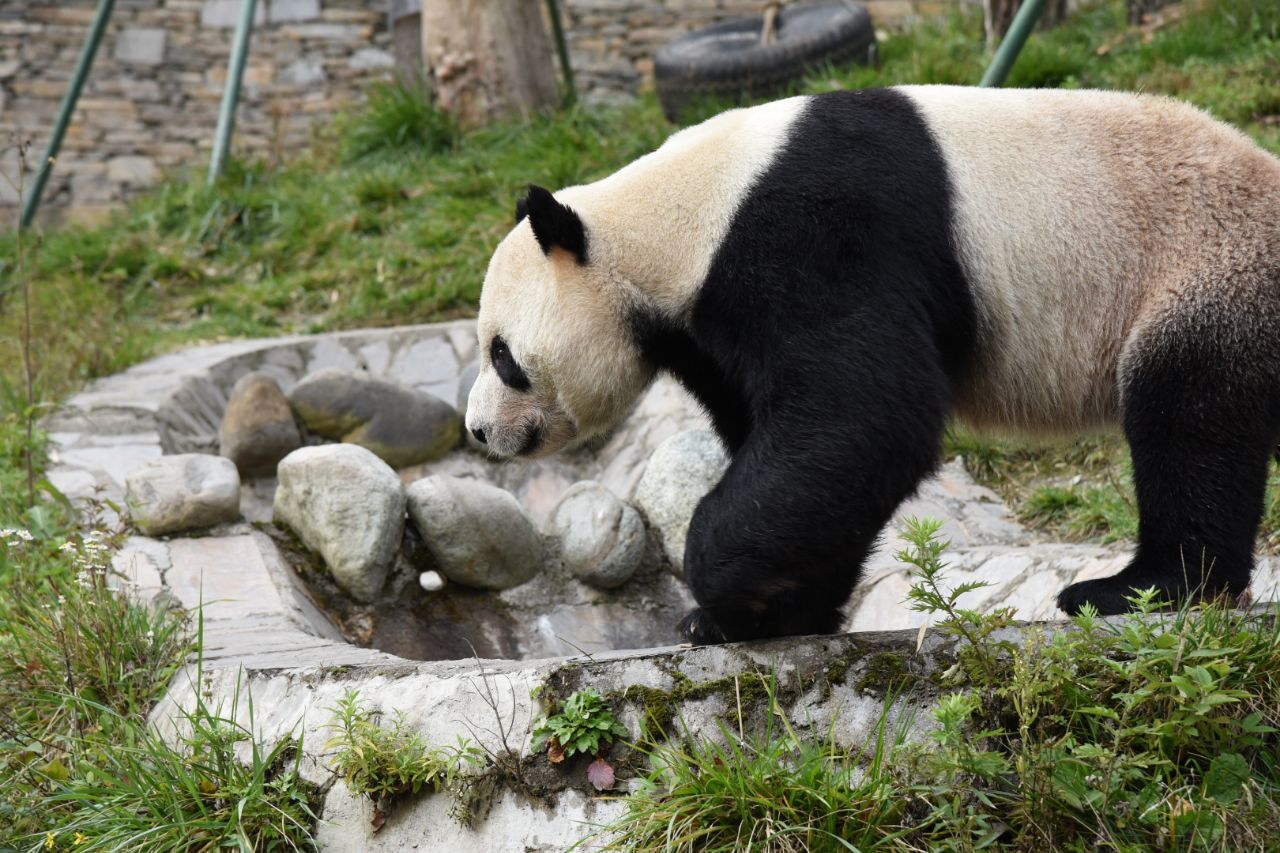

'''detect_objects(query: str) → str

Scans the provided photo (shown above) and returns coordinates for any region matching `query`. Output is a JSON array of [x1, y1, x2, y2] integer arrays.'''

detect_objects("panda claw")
[[678, 608, 728, 646]]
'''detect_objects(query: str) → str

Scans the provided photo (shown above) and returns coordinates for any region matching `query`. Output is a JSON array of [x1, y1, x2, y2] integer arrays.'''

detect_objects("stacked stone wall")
[[1, 0, 394, 225], [1, 0, 962, 223]]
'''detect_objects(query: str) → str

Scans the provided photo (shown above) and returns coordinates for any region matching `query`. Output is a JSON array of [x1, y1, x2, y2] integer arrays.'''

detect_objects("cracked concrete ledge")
[[151, 623, 962, 852]]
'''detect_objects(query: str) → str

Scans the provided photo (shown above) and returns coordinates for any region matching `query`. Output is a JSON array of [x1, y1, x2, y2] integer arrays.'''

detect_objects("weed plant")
[[325, 690, 481, 823], [532, 687, 628, 761], [597, 686, 910, 852], [601, 519, 1280, 851]]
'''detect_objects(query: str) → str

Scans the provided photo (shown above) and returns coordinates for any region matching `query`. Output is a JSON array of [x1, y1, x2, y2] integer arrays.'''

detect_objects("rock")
[[273, 445, 405, 603], [406, 476, 542, 590], [201, 0, 266, 28], [279, 57, 326, 87], [457, 360, 479, 413], [125, 454, 241, 536], [113, 27, 166, 65], [218, 372, 303, 478], [419, 570, 445, 592], [287, 368, 461, 468], [106, 155, 158, 185], [349, 47, 395, 70], [270, 0, 320, 23], [457, 360, 486, 451], [634, 430, 729, 571], [545, 482, 644, 588]]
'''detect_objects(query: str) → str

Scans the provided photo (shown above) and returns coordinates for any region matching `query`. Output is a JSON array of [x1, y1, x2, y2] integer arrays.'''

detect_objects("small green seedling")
[[531, 688, 628, 763]]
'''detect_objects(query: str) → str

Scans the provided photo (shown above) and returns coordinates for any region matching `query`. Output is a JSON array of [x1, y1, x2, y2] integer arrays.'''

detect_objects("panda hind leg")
[[1058, 311, 1280, 616]]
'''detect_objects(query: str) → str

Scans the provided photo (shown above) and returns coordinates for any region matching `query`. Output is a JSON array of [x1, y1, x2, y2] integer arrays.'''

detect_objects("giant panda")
[[465, 86, 1280, 645]]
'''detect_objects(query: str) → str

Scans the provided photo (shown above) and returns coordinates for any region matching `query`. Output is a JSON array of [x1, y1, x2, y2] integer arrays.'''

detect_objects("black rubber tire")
[[654, 1, 877, 123]]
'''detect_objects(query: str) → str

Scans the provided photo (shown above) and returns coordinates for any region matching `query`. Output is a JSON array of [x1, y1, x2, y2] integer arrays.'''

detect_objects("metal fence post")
[[20, 0, 118, 228], [208, 0, 260, 184], [979, 0, 1049, 88]]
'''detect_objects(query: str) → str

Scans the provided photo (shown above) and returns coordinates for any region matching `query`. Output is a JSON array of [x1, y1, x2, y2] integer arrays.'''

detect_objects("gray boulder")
[[545, 481, 644, 589], [287, 368, 461, 468], [273, 444, 405, 603], [456, 359, 479, 414], [406, 476, 542, 590], [456, 360, 485, 451], [125, 454, 241, 536], [218, 372, 302, 478], [634, 430, 729, 572]]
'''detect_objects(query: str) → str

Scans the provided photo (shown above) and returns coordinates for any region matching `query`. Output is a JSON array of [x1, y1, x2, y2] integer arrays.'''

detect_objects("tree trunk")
[[984, 0, 1069, 50], [421, 0, 559, 129]]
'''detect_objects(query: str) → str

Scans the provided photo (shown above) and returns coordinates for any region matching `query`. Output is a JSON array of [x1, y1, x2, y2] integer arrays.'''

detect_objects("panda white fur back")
[[467, 86, 1280, 644], [906, 86, 1280, 432]]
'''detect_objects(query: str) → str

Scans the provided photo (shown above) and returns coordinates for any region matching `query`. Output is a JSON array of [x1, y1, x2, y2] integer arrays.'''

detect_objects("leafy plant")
[[900, 517, 1016, 684], [324, 690, 480, 830], [903, 519, 1280, 850], [531, 688, 628, 762]]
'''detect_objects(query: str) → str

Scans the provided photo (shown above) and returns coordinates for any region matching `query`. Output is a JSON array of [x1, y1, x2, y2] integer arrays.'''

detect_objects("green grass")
[[0, 522, 320, 850], [600, 520, 1280, 851], [598, 681, 910, 852]]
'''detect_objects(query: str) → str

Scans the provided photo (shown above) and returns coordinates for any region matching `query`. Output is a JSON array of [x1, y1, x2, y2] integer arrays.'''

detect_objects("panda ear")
[[523, 184, 588, 265]]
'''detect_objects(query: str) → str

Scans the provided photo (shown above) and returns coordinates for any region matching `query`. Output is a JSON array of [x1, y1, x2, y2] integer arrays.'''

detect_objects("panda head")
[[465, 185, 655, 458]]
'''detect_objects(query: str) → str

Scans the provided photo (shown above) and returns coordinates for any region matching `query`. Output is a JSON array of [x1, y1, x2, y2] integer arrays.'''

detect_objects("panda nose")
[[471, 427, 487, 444]]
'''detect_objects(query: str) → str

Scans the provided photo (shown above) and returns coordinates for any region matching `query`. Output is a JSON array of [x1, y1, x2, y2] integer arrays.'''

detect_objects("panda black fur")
[[466, 86, 1280, 644]]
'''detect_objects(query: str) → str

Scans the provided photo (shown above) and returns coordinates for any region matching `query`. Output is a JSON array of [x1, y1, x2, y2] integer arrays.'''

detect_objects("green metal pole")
[[979, 0, 1049, 88], [21, 0, 117, 228], [208, 0, 259, 184], [545, 0, 576, 107]]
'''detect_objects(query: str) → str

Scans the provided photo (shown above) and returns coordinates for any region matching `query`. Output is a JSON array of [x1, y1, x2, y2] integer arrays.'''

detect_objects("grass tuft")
[[340, 80, 458, 163]]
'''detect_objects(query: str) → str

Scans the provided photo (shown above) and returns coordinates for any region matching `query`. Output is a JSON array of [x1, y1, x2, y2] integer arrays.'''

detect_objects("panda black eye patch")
[[490, 336, 531, 391]]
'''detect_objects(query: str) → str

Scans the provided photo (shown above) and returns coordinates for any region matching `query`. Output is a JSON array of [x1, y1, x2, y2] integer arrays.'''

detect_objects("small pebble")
[[419, 570, 445, 592]]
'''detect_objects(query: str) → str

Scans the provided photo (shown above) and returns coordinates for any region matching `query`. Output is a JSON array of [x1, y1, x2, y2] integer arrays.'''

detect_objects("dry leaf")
[[371, 806, 388, 832], [548, 737, 566, 764], [587, 758, 616, 791]]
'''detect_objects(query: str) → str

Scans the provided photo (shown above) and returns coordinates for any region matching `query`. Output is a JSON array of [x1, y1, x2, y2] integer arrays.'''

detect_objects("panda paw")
[[1057, 578, 1140, 617], [678, 608, 728, 645]]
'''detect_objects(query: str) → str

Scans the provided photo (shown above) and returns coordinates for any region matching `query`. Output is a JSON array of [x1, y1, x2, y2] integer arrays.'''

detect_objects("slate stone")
[[406, 476, 542, 590], [273, 444, 405, 603], [125, 454, 241, 536], [545, 481, 644, 588], [287, 368, 461, 468], [219, 372, 303, 478]]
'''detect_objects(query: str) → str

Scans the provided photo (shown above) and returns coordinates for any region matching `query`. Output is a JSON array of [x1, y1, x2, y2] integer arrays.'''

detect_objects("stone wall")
[[1, 0, 964, 224], [1, 0, 395, 225]]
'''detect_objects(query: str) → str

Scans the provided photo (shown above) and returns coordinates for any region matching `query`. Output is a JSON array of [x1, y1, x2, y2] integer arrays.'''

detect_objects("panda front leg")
[[677, 399, 947, 644]]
